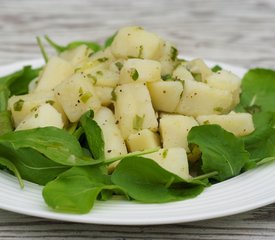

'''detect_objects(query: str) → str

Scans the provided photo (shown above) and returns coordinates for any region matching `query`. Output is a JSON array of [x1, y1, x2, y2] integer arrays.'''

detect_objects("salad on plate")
[[0, 26, 274, 214]]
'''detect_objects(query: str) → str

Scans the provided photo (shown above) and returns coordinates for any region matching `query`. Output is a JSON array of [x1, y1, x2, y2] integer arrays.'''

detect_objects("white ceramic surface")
[[1, 59, 274, 226]]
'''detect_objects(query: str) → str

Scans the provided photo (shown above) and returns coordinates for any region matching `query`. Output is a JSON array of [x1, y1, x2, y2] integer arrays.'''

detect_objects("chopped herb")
[[30, 106, 38, 112], [203, 120, 210, 125], [115, 62, 123, 71], [138, 45, 144, 58], [212, 65, 222, 72], [34, 113, 39, 118], [170, 46, 178, 61], [87, 74, 97, 85], [136, 26, 144, 30], [111, 89, 117, 101], [97, 57, 108, 63], [162, 149, 168, 159], [80, 92, 93, 103], [79, 87, 83, 95], [96, 70, 103, 76], [13, 99, 24, 111], [133, 114, 145, 130], [130, 68, 139, 81], [214, 107, 224, 113], [45, 100, 55, 105], [162, 74, 173, 81], [74, 67, 81, 73], [192, 73, 202, 82]]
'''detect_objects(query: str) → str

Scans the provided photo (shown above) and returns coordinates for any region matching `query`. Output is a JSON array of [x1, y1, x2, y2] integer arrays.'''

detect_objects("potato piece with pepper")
[[111, 26, 162, 60], [54, 73, 100, 122]]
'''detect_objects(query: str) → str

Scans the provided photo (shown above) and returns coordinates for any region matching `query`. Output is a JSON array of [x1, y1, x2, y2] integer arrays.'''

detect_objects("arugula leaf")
[[0, 143, 69, 185], [188, 125, 249, 181], [111, 156, 205, 203], [0, 65, 41, 96], [237, 68, 275, 113], [0, 66, 39, 135], [235, 69, 275, 162], [0, 87, 9, 111], [242, 112, 275, 159], [44, 35, 101, 53], [0, 111, 13, 135], [43, 166, 126, 213], [0, 156, 24, 188], [36, 36, 48, 63], [104, 32, 116, 48], [0, 127, 103, 166], [0, 87, 13, 135], [79, 111, 105, 159]]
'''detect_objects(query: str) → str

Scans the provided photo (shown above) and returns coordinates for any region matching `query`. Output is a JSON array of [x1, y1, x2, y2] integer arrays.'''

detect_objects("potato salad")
[[0, 26, 274, 214]]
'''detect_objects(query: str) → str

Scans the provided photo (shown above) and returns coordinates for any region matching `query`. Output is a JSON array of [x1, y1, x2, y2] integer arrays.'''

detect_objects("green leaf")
[[130, 68, 139, 81], [0, 156, 24, 188], [0, 87, 10, 111], [241, 112, 275, 159], [36, 36, 48, 63], [0, 111, 13, 135], [237, 68, 275, 113], [211, 65, 222, 72], [0, 127, 103, 166], [111, 156, 205, 203], [79, 111, 105, 159], [188, 125, 249, 181], [0, 65, 41, 96], [0, 144, 67, 185], [0, 66, 40, 136], [44, 35, 101, 53], [104, 32, 117, 48], [43, 166, 126, 213]]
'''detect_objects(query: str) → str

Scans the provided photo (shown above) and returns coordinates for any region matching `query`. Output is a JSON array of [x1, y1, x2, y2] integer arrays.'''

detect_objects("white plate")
[[1, 59, 275, 225]]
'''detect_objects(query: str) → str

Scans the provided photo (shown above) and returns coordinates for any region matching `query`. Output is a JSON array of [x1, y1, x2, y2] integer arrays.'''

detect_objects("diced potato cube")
[[160, 114, 198, 151], [119, 59, 161, 84], [175, 80, 233, 116], [16, 103, 64, 131], [94, 86, 113, 106], [28, 77, 39, 93], [158, 41, 178, 75], [145, 148, 191, 179], [60, 44, 91, 66], [94, 107, 127, 171], [114, 83, 158, 139], [89, 47, 116, 64], [196, 112, 255, 136], [34, 57, 74, 92], [205, 70, 242, 107], [126, 129, 161, 152], [186, 58, 212, 82], [8, 91, 67, 127], [54, 73, 101, 122], [111, 26, 162, 60], [148, 81, 183, 112], [83, 65, 119, 88], [172, 64, 195, 82]]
